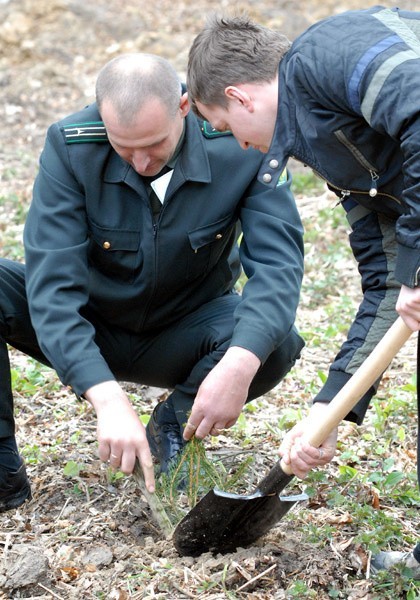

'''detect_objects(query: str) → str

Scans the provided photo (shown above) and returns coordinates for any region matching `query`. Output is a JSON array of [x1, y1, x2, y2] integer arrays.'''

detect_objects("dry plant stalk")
[[132, 460, 174, 537]]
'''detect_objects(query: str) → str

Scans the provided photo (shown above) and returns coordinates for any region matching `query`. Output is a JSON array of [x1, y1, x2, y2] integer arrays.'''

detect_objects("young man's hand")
[[396, 284, 420, 331], [279, 402, 337, 479]]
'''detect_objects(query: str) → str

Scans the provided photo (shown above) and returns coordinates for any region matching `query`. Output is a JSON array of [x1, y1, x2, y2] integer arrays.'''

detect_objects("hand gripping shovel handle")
[[276, 316, 413, 479]]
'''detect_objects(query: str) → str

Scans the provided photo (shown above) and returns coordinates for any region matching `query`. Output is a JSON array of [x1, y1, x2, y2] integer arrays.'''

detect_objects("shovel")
[[173, 316, 413, 556]]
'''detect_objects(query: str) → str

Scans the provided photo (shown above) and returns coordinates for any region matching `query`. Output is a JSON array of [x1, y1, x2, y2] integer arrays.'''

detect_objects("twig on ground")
[[132, 461, 173, 537], [236, 563, 277, 592]]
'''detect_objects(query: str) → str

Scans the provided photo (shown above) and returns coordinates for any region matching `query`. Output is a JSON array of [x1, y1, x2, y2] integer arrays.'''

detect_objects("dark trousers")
[[416, 334, 420, 561], [0, 258, 304, 437]]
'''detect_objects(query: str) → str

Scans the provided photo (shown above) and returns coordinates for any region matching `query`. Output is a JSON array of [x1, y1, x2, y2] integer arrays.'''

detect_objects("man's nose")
[[132, 150, 150, 173]]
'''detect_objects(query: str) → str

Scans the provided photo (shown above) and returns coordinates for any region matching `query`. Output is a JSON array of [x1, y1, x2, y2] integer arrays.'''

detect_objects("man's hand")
[[279, 402, 337, 479], [84, 380, 155, 492], [396, 284, 420, 331], [183, 346, 261, 441]]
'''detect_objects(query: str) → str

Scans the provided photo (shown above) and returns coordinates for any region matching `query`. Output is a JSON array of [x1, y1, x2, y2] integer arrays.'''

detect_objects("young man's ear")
[[225, 86, 253, 111], [179, 92, 190, 117]]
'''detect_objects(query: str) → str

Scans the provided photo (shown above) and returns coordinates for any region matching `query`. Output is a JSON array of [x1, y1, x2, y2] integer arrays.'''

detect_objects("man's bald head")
[[95, 53, 182, 126]]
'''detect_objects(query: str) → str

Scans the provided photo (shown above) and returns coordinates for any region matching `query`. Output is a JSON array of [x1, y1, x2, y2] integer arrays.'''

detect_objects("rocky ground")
[[0, 0, 418, 598]]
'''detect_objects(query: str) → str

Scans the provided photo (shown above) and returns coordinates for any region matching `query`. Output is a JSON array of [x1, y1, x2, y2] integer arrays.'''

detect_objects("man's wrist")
[[224, 346, 261, 377], [84, 380, 122, 411]]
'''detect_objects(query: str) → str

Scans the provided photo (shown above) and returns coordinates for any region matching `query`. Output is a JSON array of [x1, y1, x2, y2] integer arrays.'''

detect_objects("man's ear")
[[225, 86, 253, 111], [179, 92, 190, 117]]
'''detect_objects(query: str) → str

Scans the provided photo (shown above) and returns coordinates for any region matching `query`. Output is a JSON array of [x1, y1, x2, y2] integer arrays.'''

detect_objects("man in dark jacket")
[[186, 6, 420, 574], [0, 53, 304, 511]]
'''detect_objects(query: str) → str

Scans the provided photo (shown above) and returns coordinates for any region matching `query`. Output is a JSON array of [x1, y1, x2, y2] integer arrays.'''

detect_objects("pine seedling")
[[155, 437, 256, 527]]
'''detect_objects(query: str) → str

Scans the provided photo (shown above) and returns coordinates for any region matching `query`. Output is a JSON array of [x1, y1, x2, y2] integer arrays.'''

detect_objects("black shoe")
[[146, 402, 186, 473], [0, 461, 31, 513]]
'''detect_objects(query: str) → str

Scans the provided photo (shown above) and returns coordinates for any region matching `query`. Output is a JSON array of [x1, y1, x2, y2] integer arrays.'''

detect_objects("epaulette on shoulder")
[[62, 121, 109, 144], [201, 120, 232, 139]]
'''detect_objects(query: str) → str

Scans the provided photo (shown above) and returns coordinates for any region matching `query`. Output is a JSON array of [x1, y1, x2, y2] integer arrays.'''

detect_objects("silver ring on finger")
[[318, 448, 325, 460]]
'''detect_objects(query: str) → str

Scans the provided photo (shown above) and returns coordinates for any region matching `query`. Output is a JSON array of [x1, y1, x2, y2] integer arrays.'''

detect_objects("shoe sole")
[[146, 412, 186, 477], [0, 485, 32, 513]]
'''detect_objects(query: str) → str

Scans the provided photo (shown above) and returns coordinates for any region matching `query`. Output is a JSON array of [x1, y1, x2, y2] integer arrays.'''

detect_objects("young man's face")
[[102, 95, 189, 177], [195, 94, 276, 154]]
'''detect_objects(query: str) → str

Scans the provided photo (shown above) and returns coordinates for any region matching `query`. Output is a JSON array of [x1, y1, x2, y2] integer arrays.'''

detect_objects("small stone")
[[81, 544, 113, 567], [3, 545, 48, 590]]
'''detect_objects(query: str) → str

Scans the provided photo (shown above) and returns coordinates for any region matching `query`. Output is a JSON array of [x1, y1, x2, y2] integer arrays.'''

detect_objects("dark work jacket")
[[258, 6, 420, 421], [24, 105, 304, 396]]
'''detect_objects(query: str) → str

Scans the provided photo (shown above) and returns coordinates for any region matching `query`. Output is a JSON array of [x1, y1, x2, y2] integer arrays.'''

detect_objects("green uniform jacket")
[[23, 104, 304, 396]]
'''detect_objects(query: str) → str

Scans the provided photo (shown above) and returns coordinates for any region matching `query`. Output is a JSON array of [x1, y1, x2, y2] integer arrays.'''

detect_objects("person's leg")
[[0, 258, 50, 511], [412, 331, 420, 565], [416, 332, 420, 564], [111, 293, 303, 471], [167, 317, 303, 430], [371, 332, 420, 574]]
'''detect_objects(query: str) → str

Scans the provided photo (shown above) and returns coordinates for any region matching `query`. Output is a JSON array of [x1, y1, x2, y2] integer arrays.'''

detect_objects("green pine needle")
[[154, 437, 256, 528]]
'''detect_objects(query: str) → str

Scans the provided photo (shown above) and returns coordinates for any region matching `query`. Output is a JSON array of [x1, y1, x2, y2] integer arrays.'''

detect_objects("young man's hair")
[[187, 14, 291, 111], [96, 53, 182, 126]]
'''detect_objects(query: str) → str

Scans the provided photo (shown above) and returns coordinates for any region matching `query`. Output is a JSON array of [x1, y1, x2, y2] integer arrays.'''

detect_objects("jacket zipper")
[[140, 202, 161, 328], [334, 129, 379, 197], [289, 152, 401, 206]]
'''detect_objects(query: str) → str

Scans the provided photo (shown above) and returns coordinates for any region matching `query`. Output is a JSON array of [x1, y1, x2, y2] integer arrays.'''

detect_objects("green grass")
[[291, 170, 325, 197]]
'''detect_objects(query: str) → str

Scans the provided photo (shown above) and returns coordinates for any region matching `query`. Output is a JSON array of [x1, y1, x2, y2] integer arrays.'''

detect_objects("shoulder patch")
[[62, 121, 109, 144], [201, 120, 232, 139], [276, 168, 288, 187]]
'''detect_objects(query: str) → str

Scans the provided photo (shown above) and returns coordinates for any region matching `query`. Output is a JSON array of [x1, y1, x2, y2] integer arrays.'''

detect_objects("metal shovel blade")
[[173, 467, 307, 556]]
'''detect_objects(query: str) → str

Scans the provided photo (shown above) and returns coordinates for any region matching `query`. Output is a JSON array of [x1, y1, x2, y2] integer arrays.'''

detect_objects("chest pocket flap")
[[187, 214, 235, 252], [89, 222, 140, 252], [88, 222, 141, 283]]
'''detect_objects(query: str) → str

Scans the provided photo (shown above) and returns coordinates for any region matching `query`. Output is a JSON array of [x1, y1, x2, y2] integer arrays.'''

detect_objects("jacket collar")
[[257, 60, 294, 189]]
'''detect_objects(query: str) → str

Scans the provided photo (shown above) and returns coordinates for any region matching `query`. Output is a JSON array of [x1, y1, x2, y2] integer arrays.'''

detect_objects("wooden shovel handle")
[[280, 316, 413, 475]]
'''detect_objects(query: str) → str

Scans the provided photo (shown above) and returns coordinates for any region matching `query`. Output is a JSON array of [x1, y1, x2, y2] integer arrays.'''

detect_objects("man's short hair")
[[96, 53, 182, 126], [187, 14, 290, 111]]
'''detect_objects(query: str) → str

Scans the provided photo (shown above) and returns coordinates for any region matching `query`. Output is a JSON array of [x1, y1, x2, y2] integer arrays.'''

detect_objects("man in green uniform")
[[0, 53, 304, 510]]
